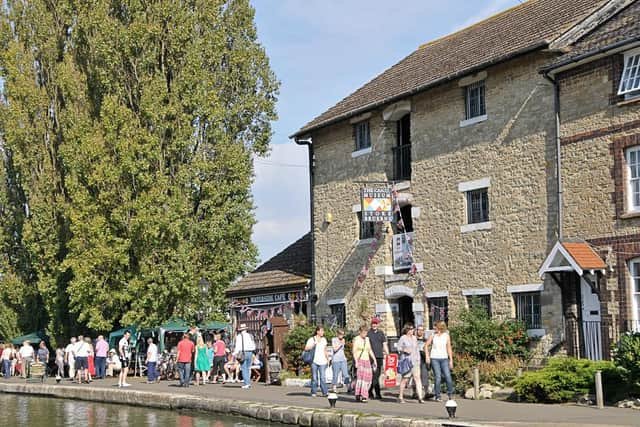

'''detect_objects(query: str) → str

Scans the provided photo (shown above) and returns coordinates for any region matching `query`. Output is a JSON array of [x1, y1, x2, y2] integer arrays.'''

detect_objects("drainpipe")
[[543, 72, 563, 242], [295, 137, 316, 323]]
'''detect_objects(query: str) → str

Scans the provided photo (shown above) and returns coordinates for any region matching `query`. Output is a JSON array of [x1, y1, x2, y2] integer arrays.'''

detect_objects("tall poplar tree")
[[0, 0, 278, 337]]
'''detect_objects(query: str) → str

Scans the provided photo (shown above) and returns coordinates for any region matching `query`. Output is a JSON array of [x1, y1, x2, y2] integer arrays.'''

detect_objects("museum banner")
[[392, 232, 414, 271], [361, 185, 393, 222]]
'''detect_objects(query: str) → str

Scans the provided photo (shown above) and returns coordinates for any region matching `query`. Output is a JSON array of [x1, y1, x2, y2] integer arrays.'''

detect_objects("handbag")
[[301, 337, 316, 365], [398, 356, 413, 375], [236, 334, 245, 363]]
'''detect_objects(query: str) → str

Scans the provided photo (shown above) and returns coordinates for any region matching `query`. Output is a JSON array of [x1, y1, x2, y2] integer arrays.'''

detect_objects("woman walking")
[[304, 326, 329, 397], [194, 336, 209, 386], [55, 347, 65, 377], [1, 344, 12, 379], [397, 323, 424, 403], [425, 320, 454, 401], [352, 325, 376, 402]]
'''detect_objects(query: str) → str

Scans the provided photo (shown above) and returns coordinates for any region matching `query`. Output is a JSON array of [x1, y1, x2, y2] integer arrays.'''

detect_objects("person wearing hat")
[[232, 323, 256, 389], [106, 349, 121, 377], [367, 317, 388, 400]]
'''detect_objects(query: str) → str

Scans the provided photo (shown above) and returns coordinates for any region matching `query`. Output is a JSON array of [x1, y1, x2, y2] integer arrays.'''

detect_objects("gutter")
[[542, 72, 563, 242], [290, 41, 548, 139], [294, 137, 316, 323]]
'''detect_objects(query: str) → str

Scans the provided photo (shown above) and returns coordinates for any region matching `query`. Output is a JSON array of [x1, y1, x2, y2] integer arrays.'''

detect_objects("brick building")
[[291, 0, 640, 359]]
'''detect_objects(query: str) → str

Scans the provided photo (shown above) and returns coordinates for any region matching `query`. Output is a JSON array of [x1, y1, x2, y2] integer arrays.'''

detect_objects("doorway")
[[580, 278, 602, 360], [397, 296, 415, 332]]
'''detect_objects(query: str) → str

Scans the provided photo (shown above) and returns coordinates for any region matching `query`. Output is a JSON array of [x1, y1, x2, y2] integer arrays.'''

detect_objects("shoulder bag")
[[301, 337, 316, 365], [236, 334, 246, 363], [397, 339, 413, 375]]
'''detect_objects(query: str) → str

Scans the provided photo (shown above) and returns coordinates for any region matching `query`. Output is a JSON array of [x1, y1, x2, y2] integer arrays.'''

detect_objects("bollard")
[[595, 370, 604, 409], [517, 368, 523, 378], [473, 367, 480, 400]]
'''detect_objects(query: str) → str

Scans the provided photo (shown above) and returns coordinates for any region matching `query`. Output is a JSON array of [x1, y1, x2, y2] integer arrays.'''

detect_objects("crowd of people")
[[1, 318, 454, 403]]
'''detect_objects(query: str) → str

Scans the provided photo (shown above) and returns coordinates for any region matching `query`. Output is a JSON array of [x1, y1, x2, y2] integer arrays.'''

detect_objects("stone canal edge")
[[0, 382, 499, 427]]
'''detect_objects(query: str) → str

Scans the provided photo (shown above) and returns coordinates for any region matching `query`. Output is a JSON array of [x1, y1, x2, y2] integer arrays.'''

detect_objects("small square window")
[[329, 304, 346, 328], [465, 80, 486, 120], [354, 121, 371, 151], [514, 292, 541, 329], [466, 188, 489, 224], [427, 297, 448, 329], [467, 294, 491, 318], [618, 48, 640, 97], [357, 212, 375, 240]]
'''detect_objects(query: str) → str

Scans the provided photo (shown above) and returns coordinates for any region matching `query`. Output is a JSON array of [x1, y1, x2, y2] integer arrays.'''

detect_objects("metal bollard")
[[517, 368, 523, 377], [473, 367, 480, 399], [595, 370, 604, 409]]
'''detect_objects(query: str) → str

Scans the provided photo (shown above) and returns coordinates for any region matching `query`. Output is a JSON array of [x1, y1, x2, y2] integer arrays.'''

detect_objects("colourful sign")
[[383, 353, 398, 387], [361, 186, 393, 222], [392, 232, 414, 271]]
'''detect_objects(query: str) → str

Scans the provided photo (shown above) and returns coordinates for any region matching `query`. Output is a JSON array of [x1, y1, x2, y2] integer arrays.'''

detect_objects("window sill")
[[620, 211, 640, 219], [460, 221, 492, 233], [357, 237, 375, 245], [459, 114, 487, 128], [352, 147, 372, 158], [526, 328, 545, 338], [617, 94, 640, 107]]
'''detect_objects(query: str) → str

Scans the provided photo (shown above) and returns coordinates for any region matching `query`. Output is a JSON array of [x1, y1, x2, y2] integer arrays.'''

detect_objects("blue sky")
[[250, 0, 522, 263]]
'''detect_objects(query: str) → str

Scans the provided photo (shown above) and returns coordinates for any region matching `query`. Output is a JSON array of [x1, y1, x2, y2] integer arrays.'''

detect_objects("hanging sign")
[[392, 232, 414, 271], [361, 186, 393, 222]]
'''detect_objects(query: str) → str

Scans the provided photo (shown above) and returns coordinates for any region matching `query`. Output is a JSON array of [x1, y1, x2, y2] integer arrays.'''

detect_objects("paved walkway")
[[1, 376, 637, 426]]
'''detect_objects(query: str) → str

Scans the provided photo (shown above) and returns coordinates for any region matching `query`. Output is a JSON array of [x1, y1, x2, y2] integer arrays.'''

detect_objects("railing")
[[564, 318, 608, 360], [392, 144, 411, 181], [622, 319, 640, 333]]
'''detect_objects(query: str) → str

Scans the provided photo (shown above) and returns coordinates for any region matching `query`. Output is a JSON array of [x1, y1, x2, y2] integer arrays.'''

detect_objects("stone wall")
[[309, 50, 564, 351]]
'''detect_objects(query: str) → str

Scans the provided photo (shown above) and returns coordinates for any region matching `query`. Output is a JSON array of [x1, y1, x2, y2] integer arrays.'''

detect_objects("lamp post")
[[197, 278, 210, 322]]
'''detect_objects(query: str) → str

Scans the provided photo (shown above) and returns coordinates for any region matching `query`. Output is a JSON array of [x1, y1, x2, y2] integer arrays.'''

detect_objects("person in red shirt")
[[212, 332, 227, 383], [176, 333, 195, 387]]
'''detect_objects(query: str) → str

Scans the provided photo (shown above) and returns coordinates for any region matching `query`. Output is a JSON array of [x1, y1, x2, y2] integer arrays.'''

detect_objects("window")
[[427, 297, 448, 329], [465, 80, 486, 120], [618, 48, 640, 97], [395, 204, 413, 233], [357, 212, 375, 240], [329, 304, 346, 328], [514, 292, 541, 329], [467, 294, 491, 318], [627, 146, 640, 212], [629, 259, 640, 331], [466, 188, 489, 224], [354, 121, 371, 151]]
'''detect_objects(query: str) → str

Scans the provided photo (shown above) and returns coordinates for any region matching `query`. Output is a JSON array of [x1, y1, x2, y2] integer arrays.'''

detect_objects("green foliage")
[[613, 332, 640, 396], [0, 0, 278, 338], [451, 353, 523, 393], [449, 303, 530, 361], [283, 324, 336, 374], [514, 358, 624, 403]]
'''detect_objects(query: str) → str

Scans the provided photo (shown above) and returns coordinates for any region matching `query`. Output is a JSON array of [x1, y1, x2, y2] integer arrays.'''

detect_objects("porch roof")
[[538, 241, 607, 277]]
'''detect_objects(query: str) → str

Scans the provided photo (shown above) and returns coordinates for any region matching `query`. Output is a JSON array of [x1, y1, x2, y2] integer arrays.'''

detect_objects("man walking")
[[232, 323, 256, 389], [176, 333, 195, 387], [75, 335, 90, 384], [18, 341, 34, 379], [146, 337, 158, 384], [118, 330, 131, 388], [65, 337, 76, 380], [94, 335, 108, 379], [367, 317, 388, 400]]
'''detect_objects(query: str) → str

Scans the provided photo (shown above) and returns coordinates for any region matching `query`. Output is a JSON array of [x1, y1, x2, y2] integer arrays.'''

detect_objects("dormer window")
[[618, 48, 640, 98]]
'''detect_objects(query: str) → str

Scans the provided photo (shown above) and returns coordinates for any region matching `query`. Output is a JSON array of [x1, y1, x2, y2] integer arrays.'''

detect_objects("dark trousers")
[[2, 360, 10, 379], [147, 361, 157, 382], [368, 357, 384, 398], [95, 356, 106, 379]]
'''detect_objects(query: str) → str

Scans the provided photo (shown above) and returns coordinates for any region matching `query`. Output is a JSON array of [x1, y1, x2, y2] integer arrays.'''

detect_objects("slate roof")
[[544, 0, 640, 71], [291, 0, 608, 138], [562, 242, 607, 270], [226, 233, 311, 295]]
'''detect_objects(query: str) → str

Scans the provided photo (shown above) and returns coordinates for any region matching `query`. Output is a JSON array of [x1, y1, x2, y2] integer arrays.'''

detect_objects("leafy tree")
[[0, 0, 278, 339]]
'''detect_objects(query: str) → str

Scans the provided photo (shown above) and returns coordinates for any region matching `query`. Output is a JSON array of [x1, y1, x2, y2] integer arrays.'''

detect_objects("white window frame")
[[618, 47, 640, 97], [626, 146, 640, 212], [509, 286, 543, 334], [629, 259, 640, 332], [463, 80, 487, 122], [354, 120, 371, 152]]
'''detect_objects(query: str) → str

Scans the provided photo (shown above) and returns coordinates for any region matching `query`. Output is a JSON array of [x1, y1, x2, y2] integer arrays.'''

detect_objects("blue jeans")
[[241, 352, 252, 386], [177, 362, 191, 387], [147, 361, 157, 382], [95, 356, 106, 379], [311, 363, 327, 396], [2, 360, 10, 379], [331, 360, 350, 389], [431, 358, 454, 399]]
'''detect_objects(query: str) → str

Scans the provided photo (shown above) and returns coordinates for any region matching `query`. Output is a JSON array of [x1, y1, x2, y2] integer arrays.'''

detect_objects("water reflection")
[[1, 394, 274, 427]]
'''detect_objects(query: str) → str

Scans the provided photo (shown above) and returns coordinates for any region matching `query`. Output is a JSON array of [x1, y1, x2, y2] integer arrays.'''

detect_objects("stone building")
[[291, 0, 640, 359]]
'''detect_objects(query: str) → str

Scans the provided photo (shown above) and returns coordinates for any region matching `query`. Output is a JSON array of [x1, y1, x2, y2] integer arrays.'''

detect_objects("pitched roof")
[[562, 242, 607, 270], [226, 233, 311, 295], [543, 0, 640, 71], [291, 0, 608, 138]]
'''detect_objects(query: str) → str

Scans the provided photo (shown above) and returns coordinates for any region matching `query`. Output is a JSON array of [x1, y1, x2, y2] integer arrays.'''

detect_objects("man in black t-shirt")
[[367, 317, 389, 399]]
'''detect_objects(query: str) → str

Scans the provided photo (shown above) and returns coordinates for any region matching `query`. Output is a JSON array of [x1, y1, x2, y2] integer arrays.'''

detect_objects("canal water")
[[1, 393, 279, 427]]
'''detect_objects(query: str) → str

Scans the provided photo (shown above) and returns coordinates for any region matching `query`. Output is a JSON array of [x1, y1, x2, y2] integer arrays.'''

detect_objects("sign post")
[[383, 353, 399, 387]]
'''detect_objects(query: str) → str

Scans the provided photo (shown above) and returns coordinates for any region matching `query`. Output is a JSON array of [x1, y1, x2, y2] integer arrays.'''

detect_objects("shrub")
[[283, 324, 335, 374], [513, 358, 624, 403], [451, 353, 522, 393], [449, 304, 530, 361], [613, 332, 640, 397]]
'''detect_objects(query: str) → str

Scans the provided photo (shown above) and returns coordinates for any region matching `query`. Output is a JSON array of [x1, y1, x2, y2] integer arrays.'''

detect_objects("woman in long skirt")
[[352, 325, 377, 402]]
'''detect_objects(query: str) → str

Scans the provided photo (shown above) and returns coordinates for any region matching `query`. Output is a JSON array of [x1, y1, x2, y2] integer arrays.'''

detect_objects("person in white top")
[[304, 326, 330, 397], [74, 335, 90, 384], [232, 324, 256, 389], [425, 320, 454, 401], [118, 331, 132, 387], [65, 337, 77, 380], [18, 341, 34, 378], [146, 338, 158, 384], [1, 343, 14, 379]]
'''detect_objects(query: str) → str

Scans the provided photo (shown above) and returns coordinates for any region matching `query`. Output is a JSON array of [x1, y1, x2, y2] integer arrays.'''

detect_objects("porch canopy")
[[538, 241, 607, 280]]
